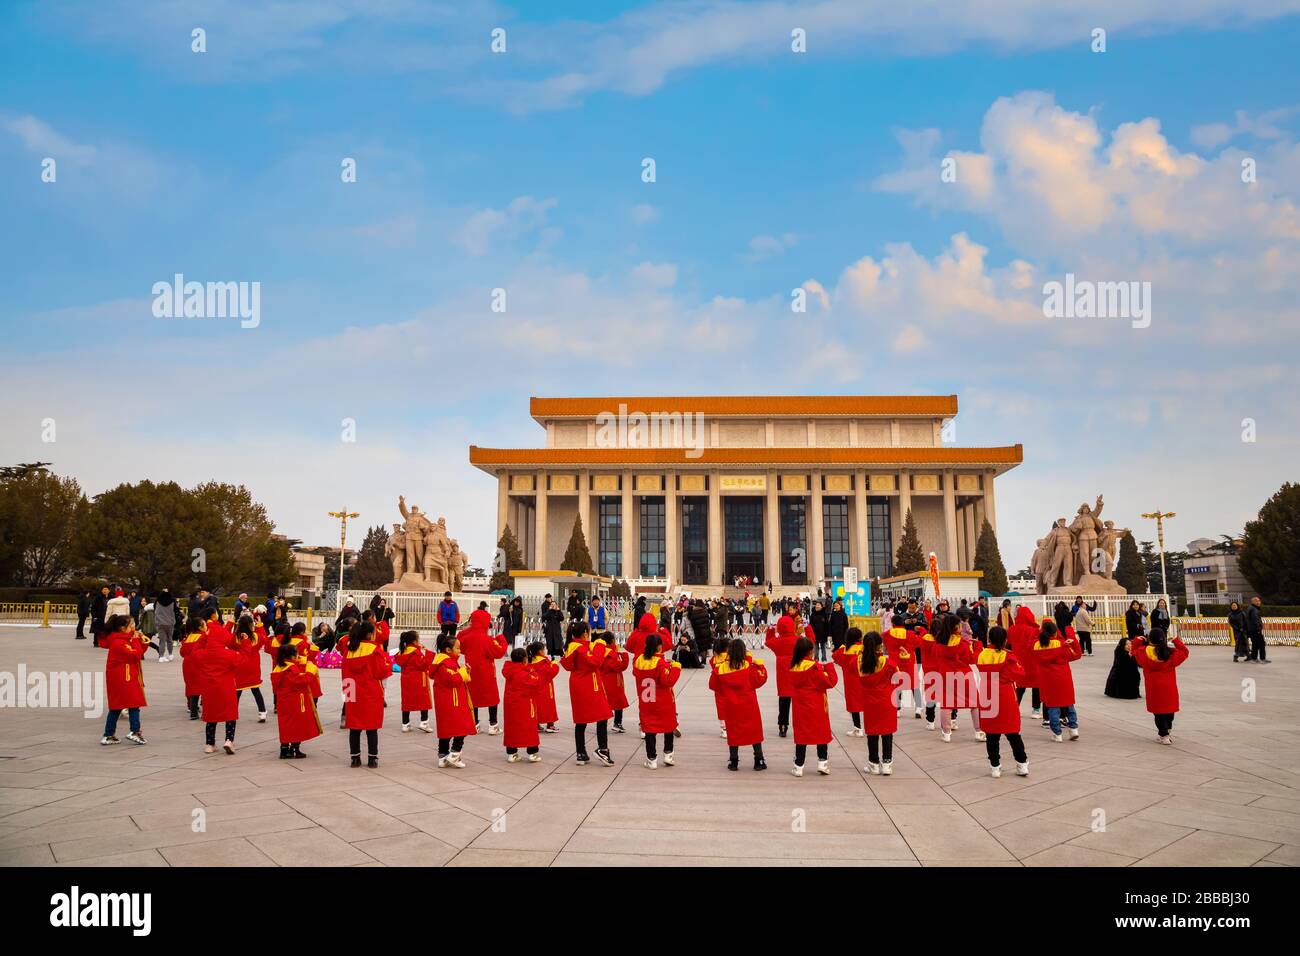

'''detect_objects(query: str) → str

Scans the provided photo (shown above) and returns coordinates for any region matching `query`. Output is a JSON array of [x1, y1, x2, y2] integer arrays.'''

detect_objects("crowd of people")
[[89, 581, 1197, 778]]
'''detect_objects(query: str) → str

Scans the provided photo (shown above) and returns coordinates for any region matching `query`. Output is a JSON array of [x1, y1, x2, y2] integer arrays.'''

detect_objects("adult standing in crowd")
[[1227, 600, 1249, 662], [437, 591, 460, 638], [1072, 598, 1096, 656], [335, 595, 361, 631], [542, 596, 565, 658], [567, 592, 583, 623], [586, 595, 606, 640], [1124, 600, 1144, 640], [90, 585, 109, 646], [154, 589, 177, 662], [1246, 596, 1270, 663], [503, 596, 525, 647], [234, 593, 251, 618], [106, 587, 131, 622], [128, 589, 143, 626], [996, 598, 1014, 632], [809, 599, 829, 661], [76, 589, 92, 640], [827, 598, 848, 651], [1150, 598, 1172, 641]]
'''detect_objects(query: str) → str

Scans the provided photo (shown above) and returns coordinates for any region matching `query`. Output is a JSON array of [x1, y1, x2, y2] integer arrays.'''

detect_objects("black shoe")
[[292, 749, 306, 759], [367, 756, 379, 768], [350, 756, 362, 768], [611, 724, 625, 734], [727, 760, 739, 771], [672, 728, 682, 738], [279, 745, 290, 759], [753, 758, 767, 771], [1233, 656, 1239, 662], [575, 754, 590, 765], [189, 713, 199, 721], [595, 748, 614, 766], [778, 726, 788, 738], [75, 636, 86, 640]]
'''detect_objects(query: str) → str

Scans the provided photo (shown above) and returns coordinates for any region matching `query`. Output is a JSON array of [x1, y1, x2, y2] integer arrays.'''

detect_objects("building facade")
[[470, 396, 1021, 595]]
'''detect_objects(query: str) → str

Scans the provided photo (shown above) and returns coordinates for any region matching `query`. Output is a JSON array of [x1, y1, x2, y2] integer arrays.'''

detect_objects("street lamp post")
[[327, 509, 360, 597], [1140, 510, 1176, 599]]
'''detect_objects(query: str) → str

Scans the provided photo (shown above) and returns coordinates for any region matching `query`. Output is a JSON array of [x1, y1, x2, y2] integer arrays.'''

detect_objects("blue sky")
[[2, 0, 1299, 573]]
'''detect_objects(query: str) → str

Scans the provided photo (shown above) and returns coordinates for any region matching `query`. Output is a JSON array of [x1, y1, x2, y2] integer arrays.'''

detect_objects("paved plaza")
[[0, 626, 1297, 867]]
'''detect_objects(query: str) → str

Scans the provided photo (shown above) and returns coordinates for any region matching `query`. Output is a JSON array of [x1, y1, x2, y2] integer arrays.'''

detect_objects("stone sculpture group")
[[1029, 495, 1131, 594], [381, 495, 469, 592]]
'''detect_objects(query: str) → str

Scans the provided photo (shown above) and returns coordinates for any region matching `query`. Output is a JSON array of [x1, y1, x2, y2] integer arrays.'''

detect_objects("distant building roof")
[[530, 395, 958, 420]]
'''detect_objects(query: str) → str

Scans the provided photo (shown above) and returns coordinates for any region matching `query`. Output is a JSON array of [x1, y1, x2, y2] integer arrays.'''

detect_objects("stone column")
[[665, 474, 680, 584], [497, 473, 510, 542], [964, 499, 977, 569], [943, 471, 958, 570], [983, 470, 997, 532], [708, 472, 723, 586], [578, 469, 591, 548], [854, 470, 870, 579], [535, 476, 548, 570], [621, 472, 636, 581], [809, 471, 824, 590], [897, 471, 911, 551], [764, 470, 780, 587]]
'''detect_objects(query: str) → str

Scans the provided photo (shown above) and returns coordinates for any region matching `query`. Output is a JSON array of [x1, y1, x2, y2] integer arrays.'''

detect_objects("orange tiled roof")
[[469, 444, 1022, 467], [530, 395, 957, 418]]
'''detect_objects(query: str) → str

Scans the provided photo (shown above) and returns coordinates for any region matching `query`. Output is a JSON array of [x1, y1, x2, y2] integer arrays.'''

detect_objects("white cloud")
[[1191, 106, 1300, 149], [630, 203, 661, 225], [455, 195, 558, 256], [744, 232, 798, 261], [630, 261, 678, 286]]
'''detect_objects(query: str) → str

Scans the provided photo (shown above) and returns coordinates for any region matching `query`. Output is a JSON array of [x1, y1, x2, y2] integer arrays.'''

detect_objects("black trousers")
[[350, 728, 378, 757], [474, 706, 499, 725], [867, 734, 893, 764], [205, 721, 237, 745], [1232, 630, 1249, 657], [1077, 631, 1092, 654], [777, 696, 791, 728], [1015, 686, 1042, 709], [506, 746, 539, 755], [76, 614, 87, 638], [613, 709, 624, 727], [985, 733, 1027, 766], [1154, 713, 1176, 737], [644, 733, 674, 759], [187, 695, 200, 717], [729, 744, 765, 764], [1248, 634, 1268, 661], [793, 743, 828, 766], [401, 710, 429, 722], [850, 712, 862, 728], [574, 721, 608, 756], [438, 736, 466, 756], [236, 687, 266, 712]]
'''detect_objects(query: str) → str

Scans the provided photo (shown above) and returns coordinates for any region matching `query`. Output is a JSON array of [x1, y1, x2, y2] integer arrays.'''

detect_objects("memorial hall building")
[[469, 396, 1022, 595]]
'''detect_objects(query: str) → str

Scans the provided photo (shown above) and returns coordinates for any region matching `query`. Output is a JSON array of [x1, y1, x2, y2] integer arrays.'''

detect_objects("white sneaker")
[[816, 760, 830, 776], [1052, 733, 1063, 743], [204, 744, 215, 754], [488, 724, 501, 736], [719, 723, 727, 737], [223, 739, 235, 754], [914, 707, 923, 717], [419, 720, 432, 733], [401, 723, 411, 733], [644, 758, 657, 769], [100, 735, 119, 746], [864, 762, 882, 775], [1159, 735, 1173, 746], [663, 754, 675, 766], [126, 731, 146, 745], [990, 764, 1002, 778], [437, 755, 451, 768], [881, 762, 893, 776], [1030, 710, 1041, 719], [1016, 762, 1029, 776], [940, 731, 952, 743], [506, 752, 521, 763], [258, 712, 267, 724], [850, 728, 865, 738], [951, 719, 959, 730], [527, 752, 541, 762], [926, 721, 936, 731], [975, 731, 987, 742], [447, 752, 466, 768], [1069, 728, 1079, 741], [791, 764, 804, 777]]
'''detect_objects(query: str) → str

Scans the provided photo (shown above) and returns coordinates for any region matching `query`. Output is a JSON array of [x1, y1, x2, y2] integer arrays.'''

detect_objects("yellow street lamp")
[[1140, 510, 1176, 597], [327, 509, 360, 595]]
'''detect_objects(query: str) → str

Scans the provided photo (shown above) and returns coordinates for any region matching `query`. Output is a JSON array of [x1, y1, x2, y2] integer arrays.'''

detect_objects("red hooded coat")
[[790, 658, 838, 745], [1030, 628, 1082, 708], [393, 643, 433, 712], [1007, 607, 1042, 689], [430, 652, 476, 738], [765, 615, 801, 697], [633, 653, 682, 734], [341, 642, 392, 730], [501, 660, 542, 748], [560, 637, 613, 724], [855, 655, 899, 736], [1130, 636, 1190, 714], [975, 648, 1025, 735], [270, 662, 322, 744], [105, 631, 148, 710], [529, 654, 560, 724], [832, 641, 866, 712], [708, 654, 766, 746], [600, 646, 630, 710], [458, 619, 507, 709]]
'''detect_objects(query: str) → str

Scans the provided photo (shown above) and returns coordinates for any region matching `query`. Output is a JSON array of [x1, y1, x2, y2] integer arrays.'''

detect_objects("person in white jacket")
[[1071, 598, 1095, 656], [105, 586, 131, 620]]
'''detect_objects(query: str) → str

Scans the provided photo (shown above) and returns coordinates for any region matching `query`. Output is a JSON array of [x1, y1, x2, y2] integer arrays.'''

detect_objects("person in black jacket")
[[1104, 636, 1142, 699], [1245, 597, 1269, 663], [541, 598, 565, 658], [567, 593, 583, 622], [89, 586, 109, 647], [1150, 598, 1172, 640], [827, 598, 849, 651], [686, 600, 712, 660], [1227, 601, 1249, 661], [76, 590, 92, 640], [1124, 600, 1144, 639]]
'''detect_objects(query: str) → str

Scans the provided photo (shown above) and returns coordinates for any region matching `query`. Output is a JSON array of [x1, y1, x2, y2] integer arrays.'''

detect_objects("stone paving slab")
[[0, 626, 1296, 866]]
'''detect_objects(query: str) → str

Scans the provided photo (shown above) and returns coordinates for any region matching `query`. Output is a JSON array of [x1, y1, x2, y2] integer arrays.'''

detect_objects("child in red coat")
[[601, 641, 631, 734], [432, 632, 476, 767], [179, 618, 206, 720], [789, 636, 838, 776], [197, 612, 240, 754], [708, 638, 767, 771], [633, 633, 682, 769], [832, 628, 867, 736], [101, 616, 149, 745], [459, 616, 507, 735], [270, 641, 322, 758], [526, 641, 560, 733], [883, 624, 923, 719], [233, 616, 269, 723], [394, 630, 433, 733], [1131, 629, 1190, 744], [560, 621, 614, 766], [1007, 606, 1043, 718], [976, 626, 1029, 777], [1030, 620, 1082, 742], [341, 621, 393, 768], [856, 632, 899, 775], [502, 648, 543, 762], [764, 612, 802, 737]]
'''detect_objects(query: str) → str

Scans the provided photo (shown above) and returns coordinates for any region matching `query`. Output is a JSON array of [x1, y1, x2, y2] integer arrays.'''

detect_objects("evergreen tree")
[[353, 525, 391, 588], [894, 508, 925, 574], [1114, 532, 1147, 594], [1239, 481, 1300, 603], [561, 514, 595, 575], [972, 518, 1008, 596], [488, 526, 525, 592]]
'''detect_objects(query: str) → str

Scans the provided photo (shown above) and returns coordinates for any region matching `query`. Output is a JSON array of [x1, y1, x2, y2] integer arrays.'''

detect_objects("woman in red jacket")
[[634, 633, 682, 768], [459, 613, 507, 735], [270, 641, 321, 758], [502, 647, 543, 762], [101, 616, 149, 746], [832, 628, 867, 736], [765, 612, 801, 737], [394, 630, 433, 733], [1031, 620, 1082, 742], [789, 636, 838, 777], [1007, 605, 1043, 720], [233, 616, 269, 724], [975, 626, 1029, 777], [560, 621, 614, 766], [856, 631, 899, 775], [431, 632, 476, 767], [708, 638, 767, 770], [1130, 629, 1190, 744], [342, 621, 392, 768], [179, 618, 206, 720], [197, 612, 240, 754], [526, 641, 560, 734], [601, 640, 630, 734]]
